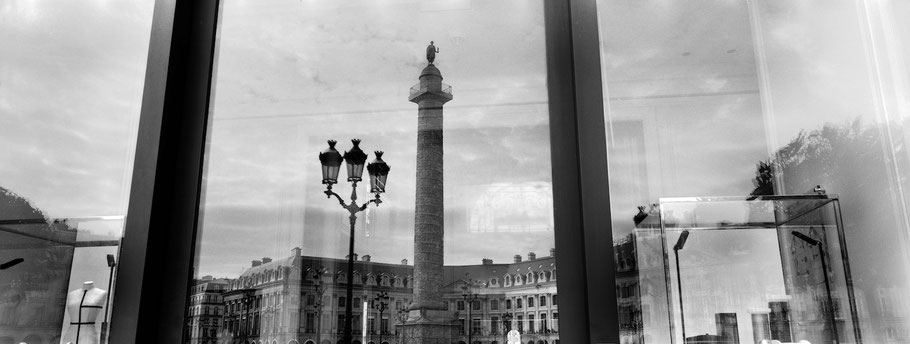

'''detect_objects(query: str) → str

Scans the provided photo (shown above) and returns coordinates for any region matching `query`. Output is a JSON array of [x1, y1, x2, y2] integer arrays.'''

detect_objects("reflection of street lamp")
[[319, 139, 390, 344], [102, 254, 115, 344], [241, 289, 256, 338], [374, 291, 390, 344], [791, 230, 839, 343], [461, 283, 481, 344], [673, 230, 690, 344]]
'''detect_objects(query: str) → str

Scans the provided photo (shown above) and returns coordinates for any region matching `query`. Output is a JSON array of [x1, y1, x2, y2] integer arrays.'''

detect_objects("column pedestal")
[[400, 309, 458, 344]]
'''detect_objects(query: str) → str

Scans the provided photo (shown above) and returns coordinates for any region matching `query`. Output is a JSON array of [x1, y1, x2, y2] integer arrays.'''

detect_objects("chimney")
[[252, 260, 262, 267], [401, 259, 409, 265], [528, 252, 536, 261], [550, 248, 556, 257], [262, 257, 272, 264], [291, 247, 302, 257], [514, 255, 522, 263], [362, 255, 371, 262], [347, 253, 358, 261], [482, 258, 493, 265]]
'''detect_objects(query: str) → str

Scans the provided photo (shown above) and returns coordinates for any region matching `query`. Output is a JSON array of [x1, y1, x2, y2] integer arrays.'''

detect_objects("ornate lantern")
[[367, 151, 390, 194], [343, 139, 368, 182], [318, 140, 343, 185]]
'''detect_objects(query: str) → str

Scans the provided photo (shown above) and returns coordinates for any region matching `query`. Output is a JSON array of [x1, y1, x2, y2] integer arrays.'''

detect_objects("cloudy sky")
[[195, 0, 556, 277]]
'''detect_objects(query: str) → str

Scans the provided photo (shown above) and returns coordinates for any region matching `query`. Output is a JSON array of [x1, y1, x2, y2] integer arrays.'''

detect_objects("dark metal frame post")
[[545, 0, 620, 342], [109, 0, 221, 342]]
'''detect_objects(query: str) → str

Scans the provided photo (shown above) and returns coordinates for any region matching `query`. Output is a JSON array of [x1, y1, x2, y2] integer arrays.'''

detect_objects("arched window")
[[353, 271, 362, 284]]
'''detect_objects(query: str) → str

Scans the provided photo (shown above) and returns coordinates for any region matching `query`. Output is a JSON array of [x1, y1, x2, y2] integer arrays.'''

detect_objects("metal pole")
[[103, 263, 114, 343], [316, 279, 323, 344], [818, 245, 839, 344], [344, 212, 357, 344], [675, 248, 686, 344]]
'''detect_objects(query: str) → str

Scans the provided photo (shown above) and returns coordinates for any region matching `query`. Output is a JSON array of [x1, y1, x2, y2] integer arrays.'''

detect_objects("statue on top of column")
[[426, 41, 439, 63]]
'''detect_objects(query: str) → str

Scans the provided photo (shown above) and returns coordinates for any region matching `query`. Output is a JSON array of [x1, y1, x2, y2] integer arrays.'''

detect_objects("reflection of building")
[[713, 313, 739, 344], [212, 248, 415, 344], [186, 276, 230, 344], [442, 251, 559, 344], [615, 234, 643, 344], [188, 247, 560, 344], [0, 188, 77, 344], [767, 300, 792, 342]]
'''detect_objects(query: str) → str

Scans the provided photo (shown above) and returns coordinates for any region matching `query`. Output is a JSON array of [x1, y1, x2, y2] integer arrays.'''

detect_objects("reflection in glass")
[[599, 0, 910, 343], [188, 1, 559, 344], [647, 196, 861, 344], [1, 1, 153, 343]]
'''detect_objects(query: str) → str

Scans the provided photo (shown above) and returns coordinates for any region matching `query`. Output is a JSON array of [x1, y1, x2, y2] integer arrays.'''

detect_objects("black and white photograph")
[[2, 1, 910, 344]]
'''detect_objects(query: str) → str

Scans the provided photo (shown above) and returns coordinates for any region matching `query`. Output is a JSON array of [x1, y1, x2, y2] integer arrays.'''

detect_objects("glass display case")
[[633, 194, 861, 344]]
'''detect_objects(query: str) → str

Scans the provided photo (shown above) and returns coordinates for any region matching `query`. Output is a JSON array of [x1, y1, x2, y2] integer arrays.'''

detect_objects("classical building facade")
[[186, 276, 230, 344], [184, 247, 562, 344]]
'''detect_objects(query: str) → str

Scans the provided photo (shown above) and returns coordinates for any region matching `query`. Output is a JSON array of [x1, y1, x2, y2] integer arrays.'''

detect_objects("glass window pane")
[[0, 2, 153, 344], [189, 1, 561, 344], [597, 1, 910, 343]]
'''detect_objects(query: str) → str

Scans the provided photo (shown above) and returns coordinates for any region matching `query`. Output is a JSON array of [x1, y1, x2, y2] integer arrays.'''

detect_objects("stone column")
[[401, 61, 455, 344]]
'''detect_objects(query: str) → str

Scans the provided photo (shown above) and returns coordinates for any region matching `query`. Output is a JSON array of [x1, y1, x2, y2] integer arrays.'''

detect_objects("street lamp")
[[501, 312, 513, 344], [791, 230, 839, 344], [395, 307, 408, 344], [673, 230, 690, 344], [461, 283, 482, 344], [319, 139, 390, 344], [374, 291, 390, 344], [102, 254, 115, 344], [312, 270, 326, 344]]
